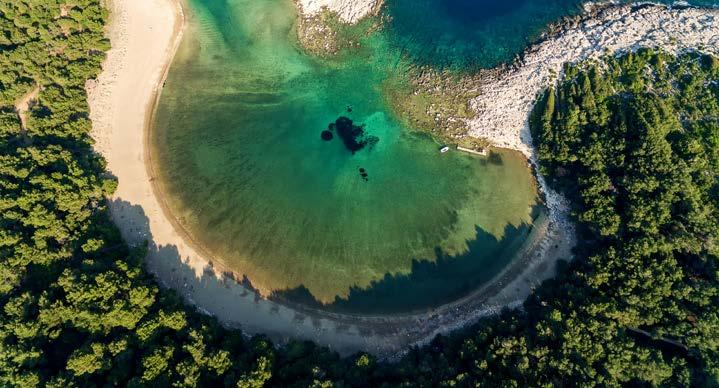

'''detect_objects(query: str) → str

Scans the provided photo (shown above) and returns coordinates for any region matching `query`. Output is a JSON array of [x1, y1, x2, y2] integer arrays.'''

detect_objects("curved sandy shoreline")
[[88, 0, 571, 357], [88, 0, 716, 357]]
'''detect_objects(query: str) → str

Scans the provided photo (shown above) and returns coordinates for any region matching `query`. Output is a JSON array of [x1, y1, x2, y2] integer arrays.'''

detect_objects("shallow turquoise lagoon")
[[153, 0, 710, 313]]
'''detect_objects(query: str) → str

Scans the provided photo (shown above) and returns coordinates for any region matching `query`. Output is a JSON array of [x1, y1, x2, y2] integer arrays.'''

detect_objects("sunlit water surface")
[[152, 0, 713, 313]]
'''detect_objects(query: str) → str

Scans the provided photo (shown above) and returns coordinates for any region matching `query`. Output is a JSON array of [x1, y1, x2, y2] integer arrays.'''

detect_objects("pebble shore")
[[469, 3, 719, 156]]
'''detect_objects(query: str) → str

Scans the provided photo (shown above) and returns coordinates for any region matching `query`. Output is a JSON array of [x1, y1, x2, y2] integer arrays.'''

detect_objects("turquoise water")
[[385, 0, 585, 70], [152, 0, 714, 314], [152, 0, 541, 314]]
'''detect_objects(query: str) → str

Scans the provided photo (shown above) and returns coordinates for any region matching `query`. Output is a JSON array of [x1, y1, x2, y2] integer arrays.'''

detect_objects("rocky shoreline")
[[294, 0, 385, 56], [296, 0, 383, 23], [469, 3, 719, 156], [464, 3, 719, 248]]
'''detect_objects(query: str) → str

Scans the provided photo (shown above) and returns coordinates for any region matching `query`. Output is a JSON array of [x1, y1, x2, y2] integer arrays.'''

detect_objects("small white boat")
[[440, 146, 450, 153]]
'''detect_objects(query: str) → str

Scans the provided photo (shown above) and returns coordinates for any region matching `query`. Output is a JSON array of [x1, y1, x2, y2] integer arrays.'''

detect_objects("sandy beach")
[[87, 0, 716, 358]]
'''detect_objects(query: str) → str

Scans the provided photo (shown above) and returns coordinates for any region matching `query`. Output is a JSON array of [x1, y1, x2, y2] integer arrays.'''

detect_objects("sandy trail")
[[14, 86, 40, 133]]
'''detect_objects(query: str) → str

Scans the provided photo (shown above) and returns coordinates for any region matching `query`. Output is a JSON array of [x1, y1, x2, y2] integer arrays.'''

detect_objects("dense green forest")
[[528, 49, 719, 385], [1, 0, 717, 386]]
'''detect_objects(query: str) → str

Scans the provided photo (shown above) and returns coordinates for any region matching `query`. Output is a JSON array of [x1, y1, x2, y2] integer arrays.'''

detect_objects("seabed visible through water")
[[150, 0, 715, 315]]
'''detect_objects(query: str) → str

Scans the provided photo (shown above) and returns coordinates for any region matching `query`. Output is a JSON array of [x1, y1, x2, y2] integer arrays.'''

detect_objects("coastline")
[[466, 3, 719, 283], [469, 3, 719, 156], [87, 0, 715, 357], [88, 0, 571, 357]]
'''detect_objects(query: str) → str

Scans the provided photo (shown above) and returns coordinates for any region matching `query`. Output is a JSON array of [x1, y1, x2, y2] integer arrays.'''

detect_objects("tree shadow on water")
[[110, 197, 544, 320], [271, 208, 543, 315], [105, 198, 554, 356]]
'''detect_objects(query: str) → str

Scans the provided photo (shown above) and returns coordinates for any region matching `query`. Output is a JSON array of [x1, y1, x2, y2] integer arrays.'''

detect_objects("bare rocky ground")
[[297, 0, 383, 23], [469, 3, 719, 156]]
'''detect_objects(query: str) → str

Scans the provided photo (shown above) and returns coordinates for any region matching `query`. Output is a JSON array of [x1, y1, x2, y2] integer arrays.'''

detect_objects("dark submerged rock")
[[359, 167, 369, 181], [331, 116, 379, 154]]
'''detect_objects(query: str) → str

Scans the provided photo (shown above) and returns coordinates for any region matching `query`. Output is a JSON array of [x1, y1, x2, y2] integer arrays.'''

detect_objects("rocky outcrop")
[[296, 0, 382, 23], [466, 3, 719, 267], [468, 4, 719, 156]]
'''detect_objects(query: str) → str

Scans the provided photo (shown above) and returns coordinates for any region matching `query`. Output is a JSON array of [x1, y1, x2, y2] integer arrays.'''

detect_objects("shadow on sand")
[[109, 198, 281, 326], [112, 194, 544, 317], [108, 197, 555, 355], [112, 196, 258, 289]]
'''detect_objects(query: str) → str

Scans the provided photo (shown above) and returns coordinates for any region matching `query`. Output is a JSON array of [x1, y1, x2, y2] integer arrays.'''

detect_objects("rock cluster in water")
[[322, 116, 379, 154], [297, 0, 382, 23], [359, 167, 368, 181]]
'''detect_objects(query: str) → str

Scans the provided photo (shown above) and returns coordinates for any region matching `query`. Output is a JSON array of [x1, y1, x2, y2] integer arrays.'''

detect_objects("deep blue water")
[[384, 0, 717, 70]]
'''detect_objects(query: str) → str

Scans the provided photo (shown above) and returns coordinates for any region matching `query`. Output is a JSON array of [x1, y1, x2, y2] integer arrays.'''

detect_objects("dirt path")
[[14, 86, 39, 134]]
